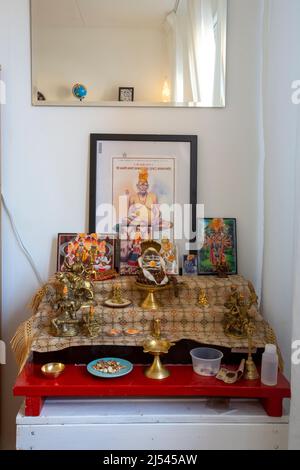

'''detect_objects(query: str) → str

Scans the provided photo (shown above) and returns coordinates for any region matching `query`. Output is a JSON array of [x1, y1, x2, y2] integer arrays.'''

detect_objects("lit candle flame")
[[162, 79, 170, 103]]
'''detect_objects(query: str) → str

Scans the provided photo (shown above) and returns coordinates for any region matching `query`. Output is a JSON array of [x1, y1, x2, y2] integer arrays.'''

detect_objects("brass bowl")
[[41, 362, 65, 379]]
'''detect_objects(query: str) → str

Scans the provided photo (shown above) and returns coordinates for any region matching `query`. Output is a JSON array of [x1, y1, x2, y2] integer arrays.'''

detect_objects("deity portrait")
[[198, 218, 237, 275], [112, 157, 175, 231], [119, 225, 151, 275]]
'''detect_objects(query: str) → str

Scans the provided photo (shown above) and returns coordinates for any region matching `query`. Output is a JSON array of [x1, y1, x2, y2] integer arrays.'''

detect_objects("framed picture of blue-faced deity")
[[182, 254, 198, 275], [56, 233, 116, 279], [89, 134, 198, 271], [197, 218, 238, 275]]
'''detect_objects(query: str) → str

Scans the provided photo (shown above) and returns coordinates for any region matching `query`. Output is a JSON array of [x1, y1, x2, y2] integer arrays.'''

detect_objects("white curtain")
[[213, 0, 227, 106], [166, 0, 221, 105], [187, 0, 216, 104], [165, 11, 184, 102]]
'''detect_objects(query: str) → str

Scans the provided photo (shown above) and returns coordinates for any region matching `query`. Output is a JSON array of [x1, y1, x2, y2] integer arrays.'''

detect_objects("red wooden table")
[[14, 364, 291, 418]]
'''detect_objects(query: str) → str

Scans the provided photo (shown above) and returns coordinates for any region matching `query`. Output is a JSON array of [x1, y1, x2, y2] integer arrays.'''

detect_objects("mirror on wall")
[[31, 0, 227, 107]]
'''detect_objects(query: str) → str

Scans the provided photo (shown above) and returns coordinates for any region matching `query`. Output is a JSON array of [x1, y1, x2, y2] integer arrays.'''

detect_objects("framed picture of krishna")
[[197, 218, 237, 275]]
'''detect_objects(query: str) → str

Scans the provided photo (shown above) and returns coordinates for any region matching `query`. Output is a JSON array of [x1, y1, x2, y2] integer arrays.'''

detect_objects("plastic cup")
[[190, 347, 223, 376]]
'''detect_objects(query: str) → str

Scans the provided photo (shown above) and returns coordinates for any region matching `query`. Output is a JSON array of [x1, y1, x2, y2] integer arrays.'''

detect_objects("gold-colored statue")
[[143, 319, 175, 379], [223, 287, 257, 338], [214, 260, 230, 278], [62, 255, 95, 302], [32, 253, 97, 337], [51, 285, 81, 337], [111, 285, 123, 304], [82, 305, 101, 338], [104, 284, 132, 308], [244, 321, 259, 380], [198, 289, 209, 308], [224, 286, 259, 380]]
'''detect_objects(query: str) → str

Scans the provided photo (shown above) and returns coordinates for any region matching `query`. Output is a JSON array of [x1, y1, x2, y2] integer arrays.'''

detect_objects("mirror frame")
[[30, 0, 227, 108]]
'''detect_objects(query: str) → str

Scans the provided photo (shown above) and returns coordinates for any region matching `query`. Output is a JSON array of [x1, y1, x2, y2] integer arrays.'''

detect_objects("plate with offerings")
[[87, 357, 133, 378]]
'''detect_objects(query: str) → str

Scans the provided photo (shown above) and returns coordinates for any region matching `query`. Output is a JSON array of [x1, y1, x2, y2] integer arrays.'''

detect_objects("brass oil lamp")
[[143, 319, 175, 380]]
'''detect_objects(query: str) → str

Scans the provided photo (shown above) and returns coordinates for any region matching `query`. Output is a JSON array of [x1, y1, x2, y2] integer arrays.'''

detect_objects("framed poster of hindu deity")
[[197, 218, 238, 275], [56, 233, 116, 278], [89, 134, 198, 266]]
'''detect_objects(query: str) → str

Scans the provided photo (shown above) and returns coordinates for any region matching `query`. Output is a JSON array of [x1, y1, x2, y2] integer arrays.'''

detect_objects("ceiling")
[[32, 0, 177, 29]]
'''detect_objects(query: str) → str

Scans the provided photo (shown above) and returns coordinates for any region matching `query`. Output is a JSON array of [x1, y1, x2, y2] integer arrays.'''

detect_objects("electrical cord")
[[1, 193, 44, 286]]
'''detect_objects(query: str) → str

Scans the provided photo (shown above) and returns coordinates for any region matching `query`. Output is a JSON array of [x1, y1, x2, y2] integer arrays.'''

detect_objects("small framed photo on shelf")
[[198, 218, 237, 275], [119, 87, 134, 102], [182, 254, 198, 275]]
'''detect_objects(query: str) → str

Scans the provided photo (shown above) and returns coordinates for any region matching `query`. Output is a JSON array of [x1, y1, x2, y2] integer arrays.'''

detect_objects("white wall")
[[33, 26, 169, 102], [261, 0, 300, 381], [260, 0, 300, 447], [0, 0, 264, 449]]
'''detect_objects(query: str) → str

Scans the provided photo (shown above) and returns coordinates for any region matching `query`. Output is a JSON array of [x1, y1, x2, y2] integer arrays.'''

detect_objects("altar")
[[11, 275, 281, 372]]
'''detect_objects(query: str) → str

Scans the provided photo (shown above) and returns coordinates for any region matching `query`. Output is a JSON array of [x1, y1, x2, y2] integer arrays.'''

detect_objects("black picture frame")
[[89, 133, 198, 238], [118, 87, 134, 102]]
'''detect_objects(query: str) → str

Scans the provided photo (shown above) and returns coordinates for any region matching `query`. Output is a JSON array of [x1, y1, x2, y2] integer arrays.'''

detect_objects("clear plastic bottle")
[[261, 344, 278, 386]]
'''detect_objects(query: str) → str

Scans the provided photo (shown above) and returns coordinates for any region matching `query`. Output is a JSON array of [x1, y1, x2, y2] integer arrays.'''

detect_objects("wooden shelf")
[[13, 364, 291, 418]]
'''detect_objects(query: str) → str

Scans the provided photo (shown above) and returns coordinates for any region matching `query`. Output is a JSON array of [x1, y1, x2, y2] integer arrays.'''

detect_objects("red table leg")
[[25, 396, 44, 416], [261, 397, 283, 417]]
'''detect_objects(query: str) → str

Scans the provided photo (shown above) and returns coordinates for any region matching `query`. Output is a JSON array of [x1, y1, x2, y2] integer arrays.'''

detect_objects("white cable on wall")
[[1, 193, 44, 286]]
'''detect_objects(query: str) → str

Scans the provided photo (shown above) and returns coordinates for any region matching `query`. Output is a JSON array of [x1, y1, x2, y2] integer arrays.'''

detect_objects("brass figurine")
[[223, 287, 257, 338], [104, 284, 132, 308], [51, 285, 81, 337], [224, 286, 259, 379], [142, 319, 175, 379], [198, 289, 209, 308], [214, 260, 230, 278], [112, 285, 123, 304], [82, 305, 101, 338], [32, 253, 97, 337], [244, 321, 259, 380]]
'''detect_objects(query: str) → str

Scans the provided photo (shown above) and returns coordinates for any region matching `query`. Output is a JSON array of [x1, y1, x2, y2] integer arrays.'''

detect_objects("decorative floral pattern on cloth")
[[11, 275, 283, 373]]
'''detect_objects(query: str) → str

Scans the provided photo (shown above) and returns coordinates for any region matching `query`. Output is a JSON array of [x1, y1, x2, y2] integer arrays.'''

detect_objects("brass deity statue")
[[51, 285, 81, 337], [32, 252, 97, 338], [223, 286, 258, 338]]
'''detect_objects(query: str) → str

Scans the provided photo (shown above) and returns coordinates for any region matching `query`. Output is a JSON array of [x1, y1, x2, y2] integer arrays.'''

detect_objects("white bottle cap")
[[265, 344, 277, 354]]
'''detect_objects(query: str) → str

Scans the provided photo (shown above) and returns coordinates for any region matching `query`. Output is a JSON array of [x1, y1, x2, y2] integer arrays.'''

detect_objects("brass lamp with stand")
[[143, 319, 175, 380]]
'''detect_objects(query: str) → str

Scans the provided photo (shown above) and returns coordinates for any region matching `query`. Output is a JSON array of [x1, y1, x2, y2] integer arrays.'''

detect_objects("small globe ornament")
[[72, 83, 87, 101]]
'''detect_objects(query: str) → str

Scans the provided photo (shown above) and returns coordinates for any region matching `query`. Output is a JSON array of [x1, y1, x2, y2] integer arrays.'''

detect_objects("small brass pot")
[[41, 362, 65, 379]]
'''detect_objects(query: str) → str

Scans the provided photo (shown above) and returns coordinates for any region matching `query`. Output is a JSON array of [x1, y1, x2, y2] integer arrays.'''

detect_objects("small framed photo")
[[182, 254, 198, 275], [57, 233, 116, 278], [198, 218, 237, 275], [119, 87, 134, 102]]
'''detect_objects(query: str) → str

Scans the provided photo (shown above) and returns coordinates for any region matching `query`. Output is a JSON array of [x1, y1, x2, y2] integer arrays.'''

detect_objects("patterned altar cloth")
[[11, 275, 281, 373]]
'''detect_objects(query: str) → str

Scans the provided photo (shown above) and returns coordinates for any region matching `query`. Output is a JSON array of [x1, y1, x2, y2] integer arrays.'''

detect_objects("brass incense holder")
[[143, 319, 175, 379], [136, 282, 170, 311]]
